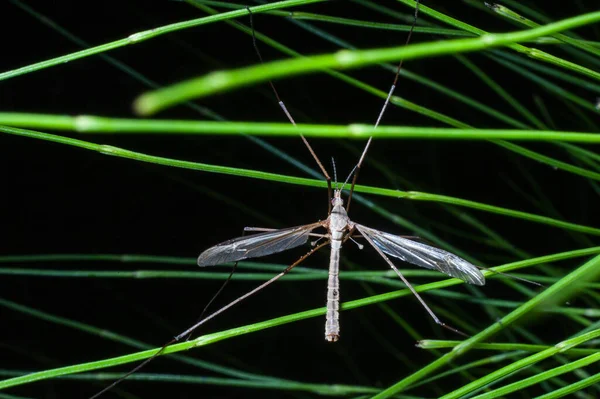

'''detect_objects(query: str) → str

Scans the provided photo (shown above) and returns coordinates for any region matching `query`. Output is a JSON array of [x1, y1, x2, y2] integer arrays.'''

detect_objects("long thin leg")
[[358, 229, 468, 337], [175, 239, 330, 340], [346, 1, 421, 213], [182, 261, 238, 342], [89, 240, 330, 399], [183, 227, 265, 340], [247, 7, 332, 213]]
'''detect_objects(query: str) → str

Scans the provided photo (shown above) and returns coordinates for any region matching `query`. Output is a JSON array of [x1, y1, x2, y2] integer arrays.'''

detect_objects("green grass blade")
[[3, 125, 599, 235], [133, 10, 600, 114], [371, 253, 600, 398], [2, 250, 597, 390], [0, 0, 326, 82]]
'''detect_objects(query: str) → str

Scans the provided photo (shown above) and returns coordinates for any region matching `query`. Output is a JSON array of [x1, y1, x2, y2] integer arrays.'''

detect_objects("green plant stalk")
[[535, 371, 600, 399], [4, 266, 600, 295], [0, 255, 564, 390], [490, 53, 599, 113], [468, 342, 600, 399], [4, 113, 600, 143], [487, 3, 600, 58], [189, 0, 471, 37], [393, 0, 599, 81], [7, 112, 600, 184], [134, 9, 600, 114], [3, 125, 600, 236], [0, 0, 326, 82], [0, 254, 319, 273], [0, 267, 447, 283], [371, 254, 600, 399], [424, 293, 600, 318], [418, 340, 599, 356], [408, 351, 525, 391], [453, 54, 546, 129], [192, 0, 594, 46], [0, 370, 378, 396], [0, 253, 195, 264]]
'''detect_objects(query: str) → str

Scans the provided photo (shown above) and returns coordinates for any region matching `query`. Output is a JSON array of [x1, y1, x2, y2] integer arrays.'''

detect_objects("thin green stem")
[[3, 125, 600, 236]]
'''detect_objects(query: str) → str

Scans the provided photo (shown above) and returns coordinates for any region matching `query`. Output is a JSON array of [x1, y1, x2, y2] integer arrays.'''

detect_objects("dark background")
[[1, 1, 599, 398]]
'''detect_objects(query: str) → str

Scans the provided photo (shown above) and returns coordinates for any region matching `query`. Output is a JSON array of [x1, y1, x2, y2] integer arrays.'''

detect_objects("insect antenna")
[[339, 163, 358, 194], [331, 157, 338, 187], [345, 0, 421, 213], [248, 7, 333, 213]]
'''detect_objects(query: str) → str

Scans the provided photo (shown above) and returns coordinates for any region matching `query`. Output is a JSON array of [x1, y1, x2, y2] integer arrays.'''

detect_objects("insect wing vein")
[[197, 222, 322, 266], [355, 224, 485, 286]]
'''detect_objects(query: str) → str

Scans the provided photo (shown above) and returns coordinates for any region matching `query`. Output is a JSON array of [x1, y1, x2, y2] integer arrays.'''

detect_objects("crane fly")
[[197, 186, 485, 342]]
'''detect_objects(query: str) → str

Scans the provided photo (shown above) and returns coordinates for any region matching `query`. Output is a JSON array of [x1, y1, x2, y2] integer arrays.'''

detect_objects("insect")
[[196, 182, 485, 342]]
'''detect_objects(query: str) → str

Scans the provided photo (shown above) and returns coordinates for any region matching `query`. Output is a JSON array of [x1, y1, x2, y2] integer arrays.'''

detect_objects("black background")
[[1, 1, 599, 398]]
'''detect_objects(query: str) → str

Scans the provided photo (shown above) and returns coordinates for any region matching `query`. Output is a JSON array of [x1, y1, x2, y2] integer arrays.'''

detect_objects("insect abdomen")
[[325, 239, 341, 342]]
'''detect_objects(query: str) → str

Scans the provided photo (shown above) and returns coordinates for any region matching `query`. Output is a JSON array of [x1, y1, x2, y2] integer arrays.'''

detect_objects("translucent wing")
[[355, 224, 485, 286], [197, 222, 323, 266]]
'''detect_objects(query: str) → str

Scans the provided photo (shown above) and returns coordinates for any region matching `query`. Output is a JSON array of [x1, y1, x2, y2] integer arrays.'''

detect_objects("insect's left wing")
[[355, 224, 485, 286], [198, 222, 323, 266]]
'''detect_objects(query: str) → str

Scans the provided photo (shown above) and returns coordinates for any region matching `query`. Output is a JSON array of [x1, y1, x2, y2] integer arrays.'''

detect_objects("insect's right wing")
[[355, 224, 485, 286], [197, 222, 323, 266]]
